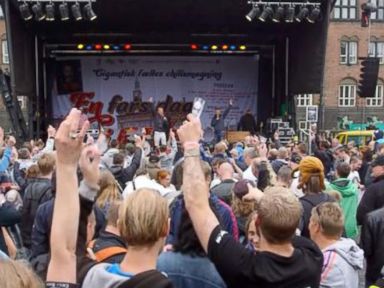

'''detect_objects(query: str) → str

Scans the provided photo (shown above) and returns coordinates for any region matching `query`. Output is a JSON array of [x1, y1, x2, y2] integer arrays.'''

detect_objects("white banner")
[[52, 56, 259, 139]]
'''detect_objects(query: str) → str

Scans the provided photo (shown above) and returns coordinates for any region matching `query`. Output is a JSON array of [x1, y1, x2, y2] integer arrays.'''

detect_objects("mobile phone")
[[192, 97, 206, 118]]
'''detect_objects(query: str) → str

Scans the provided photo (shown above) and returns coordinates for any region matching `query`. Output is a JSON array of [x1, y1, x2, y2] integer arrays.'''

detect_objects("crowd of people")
[[0, 107, 384, 288]]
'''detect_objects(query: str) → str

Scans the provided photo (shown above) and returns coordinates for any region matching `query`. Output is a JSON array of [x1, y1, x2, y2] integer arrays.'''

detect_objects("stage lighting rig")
[[272, 5, 285, 22], [19, 2, 33, 21], [246, 5, 261, 21], [258, 5, 273, 22], [84, 1, 97, 20], [285, 5, 295, 23], [71, 2, 82, 20], [45, 1, 55, 21], [18, 0, 97, 22], [246, 1, 321, 23], [295, 5, 309, 22], [32, 1, 46, 21], [59, 1, 70, 21]]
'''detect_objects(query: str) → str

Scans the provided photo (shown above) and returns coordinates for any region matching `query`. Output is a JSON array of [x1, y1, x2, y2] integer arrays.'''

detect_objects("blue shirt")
[[106, 263, 134, 278]]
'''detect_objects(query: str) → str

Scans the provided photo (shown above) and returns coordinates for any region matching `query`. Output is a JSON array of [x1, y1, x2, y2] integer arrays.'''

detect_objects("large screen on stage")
[[51, 55, 259, 138]]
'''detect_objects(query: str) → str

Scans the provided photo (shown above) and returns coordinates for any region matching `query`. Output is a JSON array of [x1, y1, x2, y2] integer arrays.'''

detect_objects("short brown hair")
[[37, 153, 55, 176], [257, 192, 302, 244], [297, 143, 307, 155], [336, 162, 351, 178], [118, 188, 169, 246], [311, 202, 344, 238]]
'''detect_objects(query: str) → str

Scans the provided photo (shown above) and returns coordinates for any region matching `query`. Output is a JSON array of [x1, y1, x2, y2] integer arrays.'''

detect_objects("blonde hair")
[[231, 195, 256, 218], [37, 153, 56, 176], [311, 202, 344, 238], [257, 192, 302, 244], [0, 259, 43, 288], [96, 170, 122, 210], [118, 188, 169, 246]]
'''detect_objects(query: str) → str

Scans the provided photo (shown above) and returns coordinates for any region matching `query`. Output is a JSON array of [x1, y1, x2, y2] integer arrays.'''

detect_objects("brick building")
[[296, 0, 384, 131], [0, 8, 13, 132]]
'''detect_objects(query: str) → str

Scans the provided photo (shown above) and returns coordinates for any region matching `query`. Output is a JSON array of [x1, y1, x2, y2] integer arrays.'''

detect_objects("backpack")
[[117, 270, 174, 288], [87, 239, 127, 263]]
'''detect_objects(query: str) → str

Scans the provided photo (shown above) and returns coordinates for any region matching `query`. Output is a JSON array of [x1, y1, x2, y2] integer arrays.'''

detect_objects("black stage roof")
[[1, 0, 332, 97]]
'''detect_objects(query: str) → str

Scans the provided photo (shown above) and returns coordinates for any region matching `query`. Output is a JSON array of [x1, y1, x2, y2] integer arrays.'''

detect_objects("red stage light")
[[190, 44, 198, 50], [124, 44, 132, 50], [222, 45, 229, 50], [95, 44, 102, 50]]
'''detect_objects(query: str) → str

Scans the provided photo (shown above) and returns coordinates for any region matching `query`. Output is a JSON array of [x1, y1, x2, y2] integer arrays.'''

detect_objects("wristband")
[[184, 148, 200, 158], [183, 141, 200, 150]]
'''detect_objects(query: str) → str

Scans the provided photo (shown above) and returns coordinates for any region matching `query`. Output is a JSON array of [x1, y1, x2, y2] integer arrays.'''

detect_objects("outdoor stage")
[[1, 0, 332, 139]]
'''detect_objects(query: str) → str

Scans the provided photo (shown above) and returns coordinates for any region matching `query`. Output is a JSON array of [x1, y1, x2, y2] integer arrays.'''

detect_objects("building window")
[[339, 79, 356, 107], [2, 40, 9, 64], [298, 121, 311, 130], [366, 82, 384, 107], [296, 94, 313, 107], [369, 41, 384, 64], [340, 41, 357, 64], [370, 0, 384, 20], [333, 0, 357, 19]]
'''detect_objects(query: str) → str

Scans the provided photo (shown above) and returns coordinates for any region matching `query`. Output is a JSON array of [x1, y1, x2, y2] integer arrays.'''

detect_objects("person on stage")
[[238, 109, 257, 135], [211, 99, 233, 143], [149, 97, 169, 147]]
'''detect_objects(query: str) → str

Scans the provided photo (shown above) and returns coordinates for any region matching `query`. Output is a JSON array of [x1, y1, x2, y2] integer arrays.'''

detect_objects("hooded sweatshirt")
[[320, 238, 364, 288], [83, 263, 173, 288], [327, 178, 359, 238]]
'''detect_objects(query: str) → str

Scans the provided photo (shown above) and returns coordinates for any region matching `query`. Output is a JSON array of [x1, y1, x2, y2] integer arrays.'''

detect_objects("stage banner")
[[51, 56, 258, 139]]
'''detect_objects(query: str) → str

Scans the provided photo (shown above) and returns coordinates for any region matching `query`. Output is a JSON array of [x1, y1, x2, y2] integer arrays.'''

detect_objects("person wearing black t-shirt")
[[176, 115, 323, 288]]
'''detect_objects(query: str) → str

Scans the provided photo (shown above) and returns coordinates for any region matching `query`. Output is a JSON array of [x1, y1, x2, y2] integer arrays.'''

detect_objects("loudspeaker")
[[358, 57, 380, 98]]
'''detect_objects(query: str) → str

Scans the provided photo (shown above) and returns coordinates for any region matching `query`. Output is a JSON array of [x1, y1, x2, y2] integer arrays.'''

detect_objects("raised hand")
[[229, 99, 233, 106], [79, 144, 101, 187], [6, 136, 16, 147], [55, 108, 89, 166], [177, 114, 202, 145]]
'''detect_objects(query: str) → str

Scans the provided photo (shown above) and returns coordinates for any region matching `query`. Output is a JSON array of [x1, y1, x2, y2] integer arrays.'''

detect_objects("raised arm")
[[177, 115, 219, 252], [46, 108, 89, 284], [222, 99, 233, 119], [0, 135, 16, 172]]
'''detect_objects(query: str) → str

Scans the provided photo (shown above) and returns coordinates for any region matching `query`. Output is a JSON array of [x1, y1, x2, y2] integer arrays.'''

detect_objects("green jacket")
[[327, 178, 359, 238]]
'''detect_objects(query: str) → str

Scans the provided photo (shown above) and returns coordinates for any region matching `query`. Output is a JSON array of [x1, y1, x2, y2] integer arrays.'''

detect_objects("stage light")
[[258, 5, 273, 22], [95, 44, 102, 50], [202, 45, 209, 50], [123, 44, 132, 50], [211, 45, 218, 50], [273, 6, 285, 22], [307, 5, 321, 23], [246, 5, 261, 21], [239, 45, 247, 50], [71, 2, 82, 21], [103, 44, 110, 50], [285, 5, 295, 23], [19, 2, 33, 21], [32, 2, 46, 21], [77, 44, 84, 49], [222, 45, 229, 50], [229, 45, 237, 50], [85, 44, 92, 50], [59, 2, 69, 21], [295, 6, 309, 22], [45, 2, 55, 21], [190, 44, 198, 50], [112, 45, 121, 50], [83, 2, 97, 21]]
